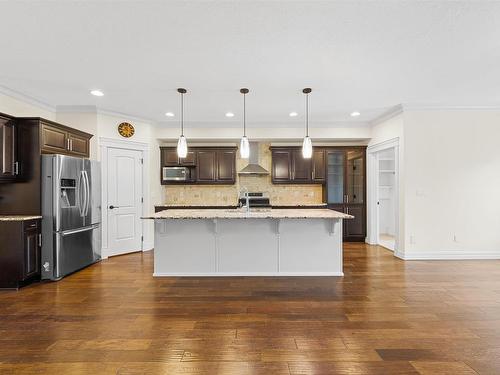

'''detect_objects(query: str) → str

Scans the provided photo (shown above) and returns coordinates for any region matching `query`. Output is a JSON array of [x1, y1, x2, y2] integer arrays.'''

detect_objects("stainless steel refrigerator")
[[41, 155, 101, 280]]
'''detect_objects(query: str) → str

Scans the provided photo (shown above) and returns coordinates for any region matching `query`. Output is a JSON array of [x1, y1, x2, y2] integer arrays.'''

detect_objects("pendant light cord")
[[180, 91, 184, 136], [305, 92, 309, 137], [243, 92, 246, 137]]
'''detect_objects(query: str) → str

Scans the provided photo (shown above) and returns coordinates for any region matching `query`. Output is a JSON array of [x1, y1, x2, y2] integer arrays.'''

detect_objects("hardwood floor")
[[1, 243, 500, 374]]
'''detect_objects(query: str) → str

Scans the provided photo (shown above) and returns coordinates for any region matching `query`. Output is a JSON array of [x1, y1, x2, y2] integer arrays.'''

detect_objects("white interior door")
[[107, 147, 143, 257]]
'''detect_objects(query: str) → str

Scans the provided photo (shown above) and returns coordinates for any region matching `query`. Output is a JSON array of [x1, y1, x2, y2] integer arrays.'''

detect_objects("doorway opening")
[[367, 138, 399, 253]]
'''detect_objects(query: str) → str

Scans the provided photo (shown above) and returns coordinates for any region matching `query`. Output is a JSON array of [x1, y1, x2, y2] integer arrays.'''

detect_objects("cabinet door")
[[161, 148, 180, 166], [68, 132, 89, 157], [0, 117, 16, 180], [23, 222, 40, 279], [217, 150, 235, 182], [41, 122, 68, 154], [292, 150, 312, 182], [197, 150, 216, 182], [345, 205, 365, 240], [179, 151, 196, 166], [272, 150, 291, 182], [312, 150, 326, 182], [346, 150, 365, 204], [326, 151, 345, 204]]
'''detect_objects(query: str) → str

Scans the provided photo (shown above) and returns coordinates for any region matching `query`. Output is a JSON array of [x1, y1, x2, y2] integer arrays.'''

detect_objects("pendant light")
[[302, 88, 313, 158], [176, 88, 188, 158], [239, 88, 250, 159]]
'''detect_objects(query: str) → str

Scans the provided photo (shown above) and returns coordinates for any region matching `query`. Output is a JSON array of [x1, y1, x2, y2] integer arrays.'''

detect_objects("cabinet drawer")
[[23, 220, 39, 231]]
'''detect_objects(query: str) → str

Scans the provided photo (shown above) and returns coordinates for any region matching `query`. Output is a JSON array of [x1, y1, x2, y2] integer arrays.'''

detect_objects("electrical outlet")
[[410, 235, 416, 244], [453, 234, 458, 242]]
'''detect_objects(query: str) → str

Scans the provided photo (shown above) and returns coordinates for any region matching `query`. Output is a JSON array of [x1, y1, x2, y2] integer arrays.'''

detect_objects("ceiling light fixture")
[[225, 112, 235, 118], [301, 88, 312, 159], [165, 112, 174, 117], [289, 112, 298, 117], [176, 88, 188, 158], [239, 88, 250, 159], [90, 90, 104, 97], [350, 111, 361, 117]]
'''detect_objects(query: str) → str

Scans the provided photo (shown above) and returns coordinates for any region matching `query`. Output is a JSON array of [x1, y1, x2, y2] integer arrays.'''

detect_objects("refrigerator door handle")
[[77, 171, 83, 217], [61, 224, 99, 236], [83, 170, 90, 216]]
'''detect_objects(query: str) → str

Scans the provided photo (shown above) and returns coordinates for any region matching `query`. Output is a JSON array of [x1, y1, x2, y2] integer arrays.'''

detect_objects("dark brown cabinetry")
[[197, 150, 216, 182], [160, 147, 236, 185], [270, 147, 325, 184], [39, 119, 92, 158], [0, 219, 41, 289], [161, 148, 196, 166], [270, 146, 366, 242], [325, 147, 366, 241], [0, 114, 17, 182]]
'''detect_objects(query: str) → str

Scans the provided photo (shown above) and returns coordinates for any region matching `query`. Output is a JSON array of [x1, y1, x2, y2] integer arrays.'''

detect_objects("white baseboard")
[[398, 251, 500, 260], [153, 272, 344, 277], [142, 241, 154, 251]]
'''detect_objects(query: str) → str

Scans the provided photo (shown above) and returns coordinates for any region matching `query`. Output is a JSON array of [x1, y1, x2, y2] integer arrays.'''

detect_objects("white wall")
[[0, 92, 55, 120], [367, 113, 405, 256], [402, 110, 500, 259]]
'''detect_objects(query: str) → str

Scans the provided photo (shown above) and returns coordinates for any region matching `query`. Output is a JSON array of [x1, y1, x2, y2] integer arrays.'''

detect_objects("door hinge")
[[141, 235, 144, 242], [141, 158, 144, 164], [141, 197, 144, 203]]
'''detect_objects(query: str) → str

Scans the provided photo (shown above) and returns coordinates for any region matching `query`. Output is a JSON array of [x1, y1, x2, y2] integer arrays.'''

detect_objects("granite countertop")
[[0, 215, 42, 222], [144, 208, 353, 220]]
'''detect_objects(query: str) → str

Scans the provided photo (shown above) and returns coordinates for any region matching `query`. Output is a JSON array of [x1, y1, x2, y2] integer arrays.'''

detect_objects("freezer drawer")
[[42, 224, 101, 280]]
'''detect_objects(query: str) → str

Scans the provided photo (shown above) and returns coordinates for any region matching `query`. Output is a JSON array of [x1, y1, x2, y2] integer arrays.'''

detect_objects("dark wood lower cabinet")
[[0, 219, 41, 289], [328, 204, 366, 242]]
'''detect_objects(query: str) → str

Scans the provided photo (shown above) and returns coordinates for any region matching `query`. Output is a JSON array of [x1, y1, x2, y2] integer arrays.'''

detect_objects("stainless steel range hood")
[[238, 142, 269, 175]]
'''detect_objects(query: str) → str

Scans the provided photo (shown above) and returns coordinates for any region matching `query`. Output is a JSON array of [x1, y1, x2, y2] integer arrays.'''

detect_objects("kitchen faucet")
[[239, 187, 250, 213]]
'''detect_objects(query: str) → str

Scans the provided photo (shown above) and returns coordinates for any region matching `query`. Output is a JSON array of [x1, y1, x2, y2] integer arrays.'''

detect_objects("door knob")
[[109, 205, 116, 209]]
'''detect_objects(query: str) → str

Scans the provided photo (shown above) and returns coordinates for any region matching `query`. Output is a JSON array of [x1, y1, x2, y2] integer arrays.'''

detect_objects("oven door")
[[162, 167, 189, 181]]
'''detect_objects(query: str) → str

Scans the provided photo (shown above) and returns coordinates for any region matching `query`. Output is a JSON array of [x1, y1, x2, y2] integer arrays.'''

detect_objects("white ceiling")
[[1, 1, 499, 127]]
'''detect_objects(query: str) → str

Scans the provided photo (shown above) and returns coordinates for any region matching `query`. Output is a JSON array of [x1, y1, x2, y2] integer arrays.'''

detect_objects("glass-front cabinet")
[[326, 148, 366, 241]]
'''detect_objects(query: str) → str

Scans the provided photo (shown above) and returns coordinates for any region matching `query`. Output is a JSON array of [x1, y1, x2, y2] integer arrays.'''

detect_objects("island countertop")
[[143, 208, 353, 220]]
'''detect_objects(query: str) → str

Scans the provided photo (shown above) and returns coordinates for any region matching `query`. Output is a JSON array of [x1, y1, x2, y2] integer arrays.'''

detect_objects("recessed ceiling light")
[[225, 112, 235, 118], [90, 90, 104, 97], [165, 112, 174, 117], [289, 112, 298, 117], [350, 111, 361, 117]]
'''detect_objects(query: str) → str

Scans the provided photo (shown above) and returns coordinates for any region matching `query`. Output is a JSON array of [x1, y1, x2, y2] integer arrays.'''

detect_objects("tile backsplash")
[[163, 143, 323, 206]]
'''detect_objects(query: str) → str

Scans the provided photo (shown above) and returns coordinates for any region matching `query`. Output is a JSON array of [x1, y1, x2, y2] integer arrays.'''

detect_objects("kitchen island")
[[143, 208, 352, 276]]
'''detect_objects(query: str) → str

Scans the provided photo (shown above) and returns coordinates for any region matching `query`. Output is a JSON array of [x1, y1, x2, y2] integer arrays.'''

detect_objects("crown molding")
[[0, 85, 56, 112], [96, 108, 158, 125], [401, 103, 500, 111], [56, 105, 97, 113], [370, 104, 403, 126]]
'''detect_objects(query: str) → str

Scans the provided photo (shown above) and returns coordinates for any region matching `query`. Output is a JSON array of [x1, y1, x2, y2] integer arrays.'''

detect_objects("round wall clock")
[[117, 122, 135, 138]]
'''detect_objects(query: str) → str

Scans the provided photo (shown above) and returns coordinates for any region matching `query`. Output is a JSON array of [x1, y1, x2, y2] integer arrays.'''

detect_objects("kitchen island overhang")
[[143, 209, 353, 277]]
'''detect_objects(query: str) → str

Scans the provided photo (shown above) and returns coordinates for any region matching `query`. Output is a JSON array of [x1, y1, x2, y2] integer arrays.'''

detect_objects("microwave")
[[162, 166, 191, 181]]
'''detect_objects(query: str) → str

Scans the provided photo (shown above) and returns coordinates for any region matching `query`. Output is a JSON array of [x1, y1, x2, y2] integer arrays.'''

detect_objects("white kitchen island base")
[[153, 217, 344, 276]]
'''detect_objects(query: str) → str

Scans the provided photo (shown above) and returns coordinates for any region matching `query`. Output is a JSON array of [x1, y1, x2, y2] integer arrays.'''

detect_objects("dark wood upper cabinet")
[[161, 148, 196, 166], [160, 147, 236, 185], [197, 150, 217, 182], [271, 147, 324, 184], [217, 150, 236, 182], [67, 133, 89, 157], [312, 149, 326, 182], [39, 119, 92, 158], [40, 122, 67, 154], [0, 114, 16, 181], [291, 150, 311, 182], [271, 149, 291, 182], [179, 151, 196, 166]]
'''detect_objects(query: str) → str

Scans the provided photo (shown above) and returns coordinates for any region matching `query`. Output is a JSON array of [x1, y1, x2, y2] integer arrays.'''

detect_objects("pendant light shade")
[[301, 88, 312, 159], [240, 136, 250, 159], [177, 135, 188, 158], [302, 136, 312, 158], [239, 88, 250, 159], [176, 88, 188, 158]]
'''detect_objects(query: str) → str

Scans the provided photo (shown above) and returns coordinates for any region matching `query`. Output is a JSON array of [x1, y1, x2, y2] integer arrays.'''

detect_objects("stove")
[[238, 192, 271, 208]]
